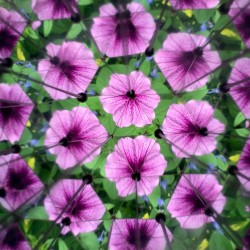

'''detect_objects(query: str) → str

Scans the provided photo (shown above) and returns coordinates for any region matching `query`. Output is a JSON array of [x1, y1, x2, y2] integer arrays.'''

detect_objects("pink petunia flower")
[[0, 84, 34, 143], [229, 0, 250, 48], [100, 71, 160, 127], [105, 136, 167, 197], [90, 2, 155, 57], [109, 219, 173, 250], [0, 154, 44, 211], [228, 58, 250, 118], [0, 8, 26, 59], [167, 174, 226, 229], [0, 224, 31, 250], [236, 138, 250, 191], [44, 179, 106, 236], [32, 0, 79, 20], [45, 107, 108, 169], [169, 0, 219, 9], [38, 41, 98, 100], [154, 33, 221, 92], [162, 100, 225, 158]]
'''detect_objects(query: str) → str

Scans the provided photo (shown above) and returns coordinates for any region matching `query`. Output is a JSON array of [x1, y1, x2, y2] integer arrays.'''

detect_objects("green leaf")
[[209, 232, 234, 250], [27, 206, 48, 220], [148, 186, 160, 207], [103, 179, 118, 200], [79, 232, 99, 249], [234, 112, 246, 127], [58, 239, 69, 250], [194, 9, 215, 24], [43, 20, 53, 37], [139, 59, 151, 76], [79, 0, 94, 5]]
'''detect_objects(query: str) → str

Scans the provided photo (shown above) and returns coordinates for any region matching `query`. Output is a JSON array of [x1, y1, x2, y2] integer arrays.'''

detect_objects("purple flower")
[[38, 42, 98, 100], [162, 100, 225, 158], [32, 0, 79, 20], [0, 84, 34, 143], [0, 8, 26, 59], [154, 33, 221, 92], [236, 138, 250, 191], [109, 219, 173, 250], [105, 136, 167, 197], [100, 71, 160, 127], [167, 174, 226, 229], [169, 0, 219, 9], [243, 229, 250, 250], [0, 154, 44, 211], [0, 224, 31, 250], [45, 107, 108, 169], [229, 0, 250, 48], [90, 3, 155, 57], [228, 58, 250, 118], [44, 179, 106, 236]]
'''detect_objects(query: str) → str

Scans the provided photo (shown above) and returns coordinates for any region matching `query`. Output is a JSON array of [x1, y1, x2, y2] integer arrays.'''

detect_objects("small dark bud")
[[132, 172, 141, 181], [219, 82, 230, 93], [1, 58, 13, 68], [82, 174, 93, 184], [77, 93, 88, 103], [70, 13, 81, 23], [194, 47, 203, 57], [154, 129, 164, 139], [61, 217, 71, 226], [204, 207, 213, 217], [228, 165, 238, 176], [145, 47, 154, 57], [155, 213, 166, 223], [219, 2, 232, 15], [11, 144, 21, 154]]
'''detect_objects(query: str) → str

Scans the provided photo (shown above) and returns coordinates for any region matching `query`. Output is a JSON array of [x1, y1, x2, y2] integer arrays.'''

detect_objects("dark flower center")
[[0, 101, 17, 121], [61, 217, 71, 226], [7, 168, 34, 190], [2, 226, 24, 248], [126, 224, 150, 248], [0, 29, 17, 51], [59, 137, 69, 147], [186, 192, 206, 212], [66, 199, 85, 217], [0, 187, 6, 198], [115, 10, 131, 20], [115, 10, 137, 40], [198, 127, 208, 136], [50, 56, 60, 66], [132, 172, 141, 181], [126, 90, 136, 99]]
